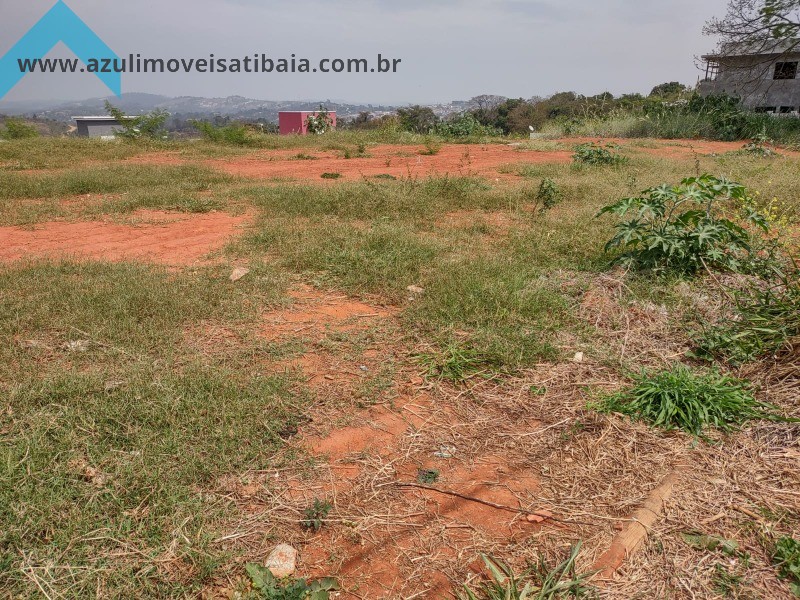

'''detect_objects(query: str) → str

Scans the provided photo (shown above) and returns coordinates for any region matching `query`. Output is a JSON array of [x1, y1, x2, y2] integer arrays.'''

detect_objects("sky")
[[0, 0, 731, 105]]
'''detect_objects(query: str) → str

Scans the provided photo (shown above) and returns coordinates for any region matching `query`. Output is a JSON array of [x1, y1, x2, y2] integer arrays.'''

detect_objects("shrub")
[[104, 100, 168, 140], [696, 265, 800, 364], [740, 130, 776, 157], [592, 365, 787, 438], [0, 117, 39, 139], [419, 138, 442, 156], [434, 113, 501, 137], [306, 106, 334, 135], [572, 142, 626, 166], [320, 172, 341, 179], [597, 175, 768, 274], [535, 178, 561, 211], [192, 120, 251, 145]]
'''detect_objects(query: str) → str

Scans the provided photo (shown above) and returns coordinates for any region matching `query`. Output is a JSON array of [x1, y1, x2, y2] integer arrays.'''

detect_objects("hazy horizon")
[[1, 0, 729, 106]]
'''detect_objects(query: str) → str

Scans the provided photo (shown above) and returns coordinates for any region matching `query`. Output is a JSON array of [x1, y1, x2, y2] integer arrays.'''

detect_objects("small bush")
[[572, 142, 627, 166], [105, 100, 168, 140], [773, 536, 800, 595], [535, 178, 561, 211], [320, 172, 341, 180], [192, 120, 251, 145], [0, 117, 39, 140], [593, 365, 787, 437], [740, 131, 776, 157], [305, 107, 334, 135], [434, 113, 501, 137], [420, 138, 442, 156], [598, 175, 768, 274]]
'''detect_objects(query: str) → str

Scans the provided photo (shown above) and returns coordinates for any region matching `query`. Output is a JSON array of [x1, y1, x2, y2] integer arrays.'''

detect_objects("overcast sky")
[[0, 0, 730, 105]]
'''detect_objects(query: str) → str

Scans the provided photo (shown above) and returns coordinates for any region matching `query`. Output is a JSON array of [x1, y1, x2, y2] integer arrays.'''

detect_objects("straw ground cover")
[[0, 136, 798, 598]]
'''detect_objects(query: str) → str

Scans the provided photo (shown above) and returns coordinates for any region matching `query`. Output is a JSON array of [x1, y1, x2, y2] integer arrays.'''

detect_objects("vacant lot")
[[1, 135, 798, 599]]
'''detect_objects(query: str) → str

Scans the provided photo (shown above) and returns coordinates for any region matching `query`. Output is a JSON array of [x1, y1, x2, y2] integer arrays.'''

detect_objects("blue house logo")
[[0, 1, 120, 99]]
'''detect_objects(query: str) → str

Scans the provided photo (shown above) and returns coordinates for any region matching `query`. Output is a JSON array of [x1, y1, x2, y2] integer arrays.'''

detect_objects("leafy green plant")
[[420, 138, 442, 156], [320, 172, 341, 180], [301, 499, 332, 531], [598, 175, 769, 274], [695, 265, 800, 364], [572, 142, 626, 166], [104, 100, 168, 140], [292, 152, 317, 160], [417, 469, 440, 484], [192, 120, 251, 145], [773, 536, 800, 596], [0, 117, 39, 140], [246, 563, 339, 600], [592, 365, 789, 438], [682, 532, 740, 556], [740, 130, 776, 157], [305, 107, 334, 135], [459, 544, 595, 600], [535, 178, 562, 211]]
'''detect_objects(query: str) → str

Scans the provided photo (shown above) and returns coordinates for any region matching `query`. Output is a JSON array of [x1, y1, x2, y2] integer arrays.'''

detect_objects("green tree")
[[104, 100, 168, 140], [396, 105, 438, 133], [705, 1, 800, 52]]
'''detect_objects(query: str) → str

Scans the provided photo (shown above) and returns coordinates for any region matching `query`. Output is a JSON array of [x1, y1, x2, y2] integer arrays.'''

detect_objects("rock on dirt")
[[265, 543, 298, 578], [572, 351, 584, 363], [229, 267, 250, 282]]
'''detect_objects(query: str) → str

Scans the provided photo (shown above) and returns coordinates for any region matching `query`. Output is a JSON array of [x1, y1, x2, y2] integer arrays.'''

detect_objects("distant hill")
[[0, 93, 400, 124]]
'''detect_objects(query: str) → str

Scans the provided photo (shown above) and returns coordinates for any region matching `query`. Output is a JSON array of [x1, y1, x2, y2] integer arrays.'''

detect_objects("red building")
[[278, 111, 337, 135]]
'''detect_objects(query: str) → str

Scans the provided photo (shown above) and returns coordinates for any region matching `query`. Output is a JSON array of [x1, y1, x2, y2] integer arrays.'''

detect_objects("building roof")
[[72, 116, 124, 121], [703, 39, 800, 60]]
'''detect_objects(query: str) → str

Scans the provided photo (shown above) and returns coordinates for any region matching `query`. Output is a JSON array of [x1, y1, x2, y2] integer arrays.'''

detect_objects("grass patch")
[[459, 544, 595, 600], [0, 164, 234, 224], [592, 365, 788, 438], [0, 261, 303, 597]]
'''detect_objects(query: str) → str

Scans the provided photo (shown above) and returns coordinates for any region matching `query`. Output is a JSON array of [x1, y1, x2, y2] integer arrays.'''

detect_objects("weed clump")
[[572, 142, 627, 166], [593, 365, 789, 437], [246, 563, 339, 599], [773, 536, 800, 595], [301, 499, 332, 531], [696, 265, 800, 364], [535, 178, 561, 212], [192, 120, 252, 145], [459, 544, 595, 600]]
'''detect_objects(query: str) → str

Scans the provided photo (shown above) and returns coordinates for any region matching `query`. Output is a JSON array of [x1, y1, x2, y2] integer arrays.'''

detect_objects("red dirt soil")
[[0, 210, 249, 266], [126, 138, 776, 184], [208, 285, 549, 598], [207, 144, 571, 180]]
